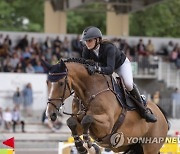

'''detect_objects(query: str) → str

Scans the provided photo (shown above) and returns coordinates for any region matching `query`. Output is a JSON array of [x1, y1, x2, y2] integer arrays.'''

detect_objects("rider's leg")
[[115, 58, 157, 123], [130, 84, 157, 122]]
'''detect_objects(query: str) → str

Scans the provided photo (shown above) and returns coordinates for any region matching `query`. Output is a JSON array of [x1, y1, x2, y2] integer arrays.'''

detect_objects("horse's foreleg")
[[67, 117, 87, 154], [81, 115, 101, 154], [81, 115, 94, 148]]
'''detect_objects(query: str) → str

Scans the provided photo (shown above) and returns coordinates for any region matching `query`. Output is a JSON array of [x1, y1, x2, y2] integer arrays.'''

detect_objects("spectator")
[[3, 35, 12, 49], [112, 38, 120, 49], [166, 41, 174, 56], [53, 36, 62, 50], [3, 56, 14, 72], [171, 88, 180, 103], [3, 107, 12, 131], [136, 39, 146, 56], [71, 35, 83, 57], [0, 34, 3, 45], [22, 47, 32, 59], [23, 83, 33, 116], [14, 62, 23, 73], [51, 55, 58, 65], [13, 87, 23, 109], [34, 60, 44, 73], [30, 37, 36, 49], [146, 39, 155, 55], [152, 91, 161, 105], [12, 107, 25, 133], [25, 63, 35, 73], [0, 107, 3, 129], [53, 47, 61, 60], [169, 44, 178, 63], [16, 34, 29, 50], [44, 36, 52, 50], [62, 36, 71, 57], [10, 52, 20, 69], [45, 48, 52, 63], [176, 47, 180, 69]]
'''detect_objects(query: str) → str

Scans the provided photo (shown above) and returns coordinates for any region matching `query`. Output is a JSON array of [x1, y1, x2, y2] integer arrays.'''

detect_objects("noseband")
[[47, 72, 74, 112]]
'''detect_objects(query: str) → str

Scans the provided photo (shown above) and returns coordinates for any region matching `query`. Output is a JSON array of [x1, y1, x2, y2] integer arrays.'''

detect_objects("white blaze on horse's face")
[[46, 80, 65, 120], [49, 82, 61, 99]]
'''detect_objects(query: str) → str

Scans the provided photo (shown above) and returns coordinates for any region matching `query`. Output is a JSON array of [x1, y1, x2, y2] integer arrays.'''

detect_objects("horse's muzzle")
[[50, 113, 57, 121]]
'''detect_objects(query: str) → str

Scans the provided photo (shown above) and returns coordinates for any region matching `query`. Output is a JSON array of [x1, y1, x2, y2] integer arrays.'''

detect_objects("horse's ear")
[[59, 59, 67, 72], [41, 59, 51, 70]]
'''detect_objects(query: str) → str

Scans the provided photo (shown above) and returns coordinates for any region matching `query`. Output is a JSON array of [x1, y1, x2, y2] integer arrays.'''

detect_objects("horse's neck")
[[66, 63, 109, 102]]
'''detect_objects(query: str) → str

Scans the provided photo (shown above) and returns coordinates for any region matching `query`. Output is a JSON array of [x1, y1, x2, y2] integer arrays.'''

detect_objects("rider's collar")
[[93, 45, 100, 56]]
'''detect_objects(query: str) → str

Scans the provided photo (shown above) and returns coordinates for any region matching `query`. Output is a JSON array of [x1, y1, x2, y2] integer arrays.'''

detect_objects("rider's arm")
[[99, 45, 116, 75]]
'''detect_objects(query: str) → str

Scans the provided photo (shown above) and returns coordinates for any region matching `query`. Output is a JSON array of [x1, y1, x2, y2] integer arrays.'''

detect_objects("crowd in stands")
[[0, 33, 179, 75], [111, 38, 180, 69]]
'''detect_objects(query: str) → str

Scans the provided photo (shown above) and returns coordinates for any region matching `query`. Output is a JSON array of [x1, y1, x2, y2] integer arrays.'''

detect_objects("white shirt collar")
[[93, 45, 100, 57]]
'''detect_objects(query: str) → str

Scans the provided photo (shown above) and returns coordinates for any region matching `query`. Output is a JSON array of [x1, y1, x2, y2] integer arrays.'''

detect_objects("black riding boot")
[[130, 84, 157, 123]]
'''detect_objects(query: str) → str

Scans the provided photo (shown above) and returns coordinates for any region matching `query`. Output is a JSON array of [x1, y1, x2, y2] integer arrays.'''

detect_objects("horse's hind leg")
[[81, 115, 101, 154], [67, 117, 87, 154]]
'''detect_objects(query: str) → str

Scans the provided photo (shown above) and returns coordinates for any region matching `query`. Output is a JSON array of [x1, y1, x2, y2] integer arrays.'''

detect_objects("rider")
[[81, 26, 157, 123]]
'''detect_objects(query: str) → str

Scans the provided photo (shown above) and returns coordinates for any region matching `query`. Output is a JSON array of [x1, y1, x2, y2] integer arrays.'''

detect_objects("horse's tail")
[[156, 104, 170, 130]]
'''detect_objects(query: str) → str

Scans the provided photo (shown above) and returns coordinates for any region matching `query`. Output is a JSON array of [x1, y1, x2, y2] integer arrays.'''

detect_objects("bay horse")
[[43, 58, 169, 154]]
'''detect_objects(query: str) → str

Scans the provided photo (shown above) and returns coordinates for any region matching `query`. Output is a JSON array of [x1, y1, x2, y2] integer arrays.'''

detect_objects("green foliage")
[[0, 0, 44, 32], [130, 0, 180, 37], [0, 0, 179, 37], [67, 3, 106, 34]]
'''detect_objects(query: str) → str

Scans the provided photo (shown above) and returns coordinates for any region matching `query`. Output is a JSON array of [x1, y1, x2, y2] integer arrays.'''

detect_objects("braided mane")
[[64, 58, 96, 66]]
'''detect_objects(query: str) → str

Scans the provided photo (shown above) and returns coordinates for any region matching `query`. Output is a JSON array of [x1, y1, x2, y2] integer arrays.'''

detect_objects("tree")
[[67, 3, 106, 34], [130, 0, 180, 37], [0, 0, 44, 32]]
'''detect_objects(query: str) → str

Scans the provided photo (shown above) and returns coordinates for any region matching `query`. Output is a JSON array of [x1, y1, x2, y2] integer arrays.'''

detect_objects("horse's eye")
[[59, 82, 64, 86]]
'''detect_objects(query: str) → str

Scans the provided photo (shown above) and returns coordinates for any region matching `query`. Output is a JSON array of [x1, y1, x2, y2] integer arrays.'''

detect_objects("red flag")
[[3, 137, 14, 148]]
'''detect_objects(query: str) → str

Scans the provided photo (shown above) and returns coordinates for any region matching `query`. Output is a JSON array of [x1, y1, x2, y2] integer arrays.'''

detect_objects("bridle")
[[47, 72, 74, 112]]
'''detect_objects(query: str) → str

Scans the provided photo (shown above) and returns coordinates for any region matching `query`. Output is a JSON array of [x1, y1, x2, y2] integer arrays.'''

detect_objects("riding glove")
[[86, 65, 101, 75]]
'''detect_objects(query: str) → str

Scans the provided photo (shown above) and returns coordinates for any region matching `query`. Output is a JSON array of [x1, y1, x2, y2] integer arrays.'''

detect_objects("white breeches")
[[115, 58, 134, 91]]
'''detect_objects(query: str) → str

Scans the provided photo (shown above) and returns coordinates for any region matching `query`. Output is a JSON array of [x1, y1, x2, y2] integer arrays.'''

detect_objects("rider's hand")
[[86, 65, 101, 75]]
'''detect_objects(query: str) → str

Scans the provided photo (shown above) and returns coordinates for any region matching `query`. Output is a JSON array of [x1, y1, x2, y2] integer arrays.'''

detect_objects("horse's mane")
[[64, 58, 96, 66]]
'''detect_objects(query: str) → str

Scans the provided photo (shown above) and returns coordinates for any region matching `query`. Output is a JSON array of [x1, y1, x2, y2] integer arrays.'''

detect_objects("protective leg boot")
[[130, 84, 157, 123]]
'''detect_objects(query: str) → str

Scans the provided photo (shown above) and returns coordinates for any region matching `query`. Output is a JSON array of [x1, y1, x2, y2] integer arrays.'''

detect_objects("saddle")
[[111, 77, 137, 111]]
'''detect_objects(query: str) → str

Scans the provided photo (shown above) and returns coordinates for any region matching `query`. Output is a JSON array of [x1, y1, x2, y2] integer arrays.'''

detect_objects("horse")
[[42, 58, 169, 154]]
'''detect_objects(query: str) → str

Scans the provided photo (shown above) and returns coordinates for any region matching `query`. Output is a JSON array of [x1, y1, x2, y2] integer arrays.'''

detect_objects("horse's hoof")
[[92, 144, 101, 154]]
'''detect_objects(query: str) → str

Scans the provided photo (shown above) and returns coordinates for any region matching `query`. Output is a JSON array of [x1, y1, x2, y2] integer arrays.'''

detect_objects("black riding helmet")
[[81, 26, 102, 41]]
